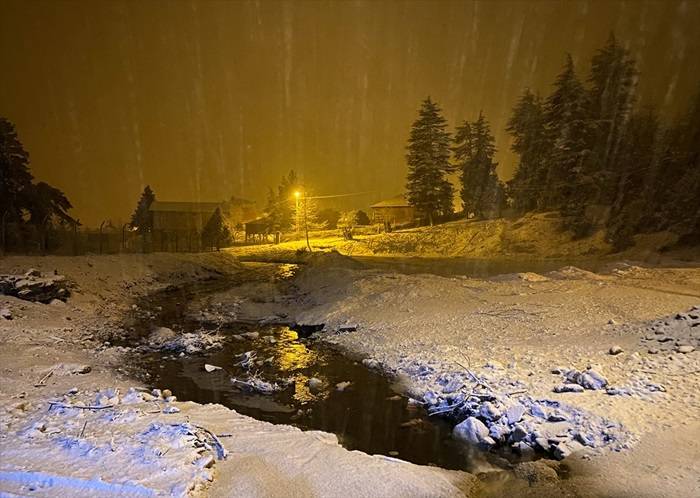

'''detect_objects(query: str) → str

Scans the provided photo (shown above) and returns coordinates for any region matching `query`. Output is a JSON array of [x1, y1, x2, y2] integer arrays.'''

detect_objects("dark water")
[[138, 326, 476, 469], [125, 265, 481, 471]]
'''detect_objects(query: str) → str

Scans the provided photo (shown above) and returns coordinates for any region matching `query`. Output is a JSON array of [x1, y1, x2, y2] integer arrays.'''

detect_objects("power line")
[[304, 190, 376, 200]]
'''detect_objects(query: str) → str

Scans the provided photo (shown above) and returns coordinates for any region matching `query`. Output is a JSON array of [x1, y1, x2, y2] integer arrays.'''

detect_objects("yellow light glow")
[[294, 191, 301, 198]]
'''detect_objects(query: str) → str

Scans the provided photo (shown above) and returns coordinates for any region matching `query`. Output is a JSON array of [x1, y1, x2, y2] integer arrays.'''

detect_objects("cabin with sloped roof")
[[370, 195, 415, 226], [149, 201, 223, 232]]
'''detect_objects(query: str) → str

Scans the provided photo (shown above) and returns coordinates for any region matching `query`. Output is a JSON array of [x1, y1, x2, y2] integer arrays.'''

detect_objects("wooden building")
[[370, 195, 415, 226], [149, 197, 256, 233], [244, 216, 273, 243], [149, 201, 223, 232]]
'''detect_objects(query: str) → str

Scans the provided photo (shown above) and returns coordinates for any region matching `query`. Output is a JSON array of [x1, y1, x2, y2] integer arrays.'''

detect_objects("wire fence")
[[0, 222, 224, 256]]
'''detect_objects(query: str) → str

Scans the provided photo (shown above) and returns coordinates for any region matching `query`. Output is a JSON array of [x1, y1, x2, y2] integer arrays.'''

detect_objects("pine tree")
[[455, 112, 501, 218], [201, 207, 231, 250], [605, 107, 660, 249], [292, 194, 327, 232], [405, 97, 454, 225], [543, 54, 593, 217], [588, 33, 638, 203], [650, 87, 700, 244], [130, 185, 155, 232], [27, 182, 75, 224], [1, 117, 75, 228], [506, 89, 549, 213], [0, 117, 34, 220], [266, 170, 298, 231]]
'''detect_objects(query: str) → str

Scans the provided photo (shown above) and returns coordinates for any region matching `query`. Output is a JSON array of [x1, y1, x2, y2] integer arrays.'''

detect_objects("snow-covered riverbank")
[[289, 257, 700, 497], [0, 254, 476, 497]]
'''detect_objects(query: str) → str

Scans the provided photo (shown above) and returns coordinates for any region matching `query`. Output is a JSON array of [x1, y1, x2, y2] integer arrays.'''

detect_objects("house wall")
[[371, 206, 415, 225], [152, 211, 213, 232]]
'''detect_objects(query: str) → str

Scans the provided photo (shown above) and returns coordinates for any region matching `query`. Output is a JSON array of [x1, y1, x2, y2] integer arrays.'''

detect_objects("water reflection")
[[136, 324, 475, 470]]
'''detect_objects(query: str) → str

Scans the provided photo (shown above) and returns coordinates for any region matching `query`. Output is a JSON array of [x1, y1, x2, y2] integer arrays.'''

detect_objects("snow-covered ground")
[[2, 249, 699, 497], [225, 211, 691, 262], [0, 254, 475, 497], [284, 258, 700, 497]]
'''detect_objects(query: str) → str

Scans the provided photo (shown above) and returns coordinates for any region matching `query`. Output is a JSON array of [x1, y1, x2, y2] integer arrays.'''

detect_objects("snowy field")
[[290, 258, 700, 497], [0, 254, 473, 497], [1, 250, 699, 497]]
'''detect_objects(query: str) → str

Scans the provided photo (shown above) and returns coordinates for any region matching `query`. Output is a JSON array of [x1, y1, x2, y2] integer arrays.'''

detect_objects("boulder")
[[609, 345, 624, 355], [308, 377, 323, 394], [147, 327, 177, 346], [553, 439, 585, 460], [554, 383, 584, 393], [489, 423, 510, 442], [0, 272, 69, 303], [479, 402, 502, 421], [677, 345, 695, 354], [0, 308, 11, 320], [565, 368, 607, 390], [513, 441, 535, 458], [584, 369, 608, 390], [505, 404, 526, 424], [453, 417, 495, 446], [510, 423, 528, 443]]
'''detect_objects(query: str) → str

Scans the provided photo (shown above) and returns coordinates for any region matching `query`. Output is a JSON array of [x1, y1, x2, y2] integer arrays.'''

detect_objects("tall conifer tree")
[[506, 89, 548, 212], [130, 185, 156, 232], [543, 55, 592, 213], [405, 98, 454, 225], [588, 32, 638, 203], [455, 112, 502, 218]]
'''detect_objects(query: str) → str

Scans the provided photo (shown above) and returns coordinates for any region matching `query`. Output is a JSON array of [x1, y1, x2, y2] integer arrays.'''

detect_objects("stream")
[[123, 263, 485, 471]]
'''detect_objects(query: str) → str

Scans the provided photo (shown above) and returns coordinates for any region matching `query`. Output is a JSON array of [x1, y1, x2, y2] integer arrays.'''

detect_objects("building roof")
[[370, 195, 412, 209], [244, 215, 272, 226], [149, 201, 223, 213]]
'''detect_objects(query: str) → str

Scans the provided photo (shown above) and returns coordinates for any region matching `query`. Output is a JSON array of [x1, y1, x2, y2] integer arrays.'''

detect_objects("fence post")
[[99, 220, 106, 254], [0, 211, 7, 257], [41, 215, 51, 256], [72, 221, 78, 255], [121, 223, 131, 252]]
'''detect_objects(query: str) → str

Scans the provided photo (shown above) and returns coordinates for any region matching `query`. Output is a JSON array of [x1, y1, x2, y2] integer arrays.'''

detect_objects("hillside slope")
[[338, 212, 613, 258]]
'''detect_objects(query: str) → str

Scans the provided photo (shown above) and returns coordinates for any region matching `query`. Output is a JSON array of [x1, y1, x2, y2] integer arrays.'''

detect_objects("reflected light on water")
[[274, 327, 323, 403]]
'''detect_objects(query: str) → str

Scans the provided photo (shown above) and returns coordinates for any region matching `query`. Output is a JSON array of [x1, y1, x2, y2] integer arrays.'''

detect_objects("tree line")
[[0, 117, 76, 229], [406, 34, 700, 249], [264, 170, 371, 238]]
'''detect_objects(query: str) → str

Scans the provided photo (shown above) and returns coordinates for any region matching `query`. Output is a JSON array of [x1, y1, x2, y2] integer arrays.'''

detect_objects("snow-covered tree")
[[506, 89, 549, 213], [201, 207, 231, 250], [405, 97, 454, 225], [1, 117, 75, 227], [455, 112, 503, 219], [605, 107, 661, 249], [266, 170, 298, 231], [338, 210, 360, 239], [588, 32, 638, 203], [0, 117, 33, 221], [292, 194, 327, 232], [130, 185, 155, 232], [542, 54, 593, 215]]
